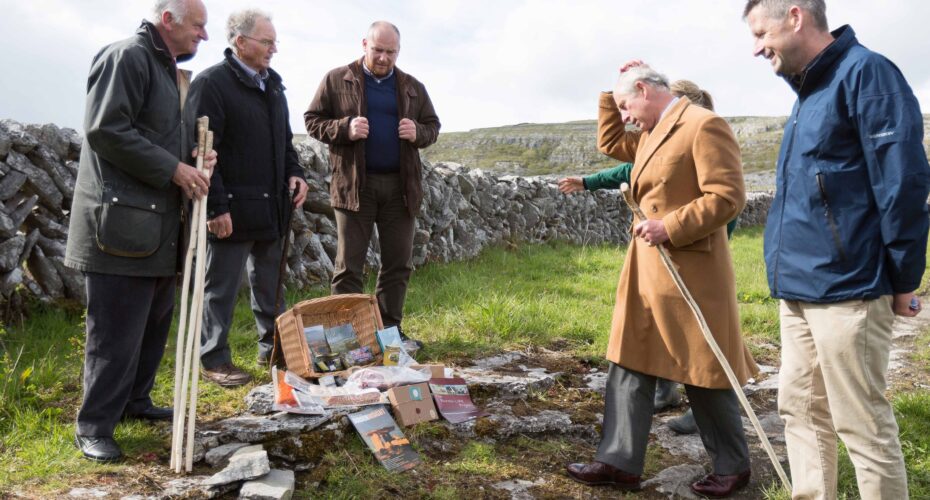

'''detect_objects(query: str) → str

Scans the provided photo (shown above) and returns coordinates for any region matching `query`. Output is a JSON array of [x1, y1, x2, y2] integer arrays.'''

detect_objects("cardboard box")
[[387, 383, 438, 427], [410, 364, 446, 379]]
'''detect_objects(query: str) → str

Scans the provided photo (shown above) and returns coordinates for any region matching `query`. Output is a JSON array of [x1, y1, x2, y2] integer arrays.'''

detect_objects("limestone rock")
[[202, 444, 271, 487], [239, 469, 295, 500], [642, 464, 706, 499], [205, 442, 251, 467]]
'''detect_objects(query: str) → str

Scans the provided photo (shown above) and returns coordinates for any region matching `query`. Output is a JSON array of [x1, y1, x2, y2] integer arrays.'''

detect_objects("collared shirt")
[[658, 96, 680, 123], [362, 61, 394, 83], [231, 52, 269, 91]]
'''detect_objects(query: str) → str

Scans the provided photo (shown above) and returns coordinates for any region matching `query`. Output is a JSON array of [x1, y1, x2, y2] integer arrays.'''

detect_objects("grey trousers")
[[200, 238, 284, 368], [595, 363, 750, 476], [77, 272, 175, 437], [332, 173, 415, 327]]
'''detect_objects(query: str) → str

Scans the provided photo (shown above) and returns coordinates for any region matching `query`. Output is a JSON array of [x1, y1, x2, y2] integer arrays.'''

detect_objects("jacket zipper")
[[815, 172, 847, 261]]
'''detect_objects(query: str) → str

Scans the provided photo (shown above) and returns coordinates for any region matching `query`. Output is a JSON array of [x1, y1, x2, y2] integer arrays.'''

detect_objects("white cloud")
[[1, 0, 927, 133]]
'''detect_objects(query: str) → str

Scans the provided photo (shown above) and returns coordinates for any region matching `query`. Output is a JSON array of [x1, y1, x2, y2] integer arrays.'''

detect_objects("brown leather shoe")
[[202, 363, 252, 387], [690, 470, 751, 498], [566, 461, 641, 490]]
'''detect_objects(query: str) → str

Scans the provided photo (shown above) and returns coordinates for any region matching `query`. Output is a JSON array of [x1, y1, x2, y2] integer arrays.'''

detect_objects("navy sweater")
[[364, 72, 401, 172]]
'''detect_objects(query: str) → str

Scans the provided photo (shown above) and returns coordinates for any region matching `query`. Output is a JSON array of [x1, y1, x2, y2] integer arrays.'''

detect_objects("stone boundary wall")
[[0, 119, 773, 306]]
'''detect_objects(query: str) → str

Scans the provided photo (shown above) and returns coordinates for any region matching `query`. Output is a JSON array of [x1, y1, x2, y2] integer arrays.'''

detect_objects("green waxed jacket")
[[65, 22, 194, 277], [584, 163, 738, 238]]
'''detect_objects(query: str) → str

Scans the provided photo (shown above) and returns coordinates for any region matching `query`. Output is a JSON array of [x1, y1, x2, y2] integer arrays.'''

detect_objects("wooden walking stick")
[[184, 129, 213, 470], [171, 117, 210, 472], [270, 188, 298, 369], [620, 183, 792, 492]]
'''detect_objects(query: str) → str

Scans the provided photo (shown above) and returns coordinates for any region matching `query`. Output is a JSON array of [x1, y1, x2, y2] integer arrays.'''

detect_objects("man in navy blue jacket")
[[189, 9, 307, 387], [744, 1, 929, 498]]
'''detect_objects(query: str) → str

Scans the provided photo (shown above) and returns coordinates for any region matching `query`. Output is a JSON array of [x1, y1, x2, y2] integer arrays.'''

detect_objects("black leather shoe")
[[123, 405, 173, 421], [566, 461, 641, 490], [395, 325, 424, 351], [690, 470, 751, 498], [75, 434, 123, 462]]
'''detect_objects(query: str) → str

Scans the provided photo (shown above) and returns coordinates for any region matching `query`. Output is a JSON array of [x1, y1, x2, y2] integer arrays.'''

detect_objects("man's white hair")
[[150, 0, 188, 25], [227, 9, 272, 47], [615, 65, 670, 97]]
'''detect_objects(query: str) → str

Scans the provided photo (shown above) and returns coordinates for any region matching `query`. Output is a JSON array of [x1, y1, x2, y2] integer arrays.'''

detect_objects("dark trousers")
[[595, 363, 750, 476], [332, 173, 415, 327], [76, 272, 175, 437], [200, 238, 284, 368]]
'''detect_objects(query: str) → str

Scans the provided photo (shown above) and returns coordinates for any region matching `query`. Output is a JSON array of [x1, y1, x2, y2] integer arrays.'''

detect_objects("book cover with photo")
[[348, 405, 420, 472], [428, 377, 488, 424]]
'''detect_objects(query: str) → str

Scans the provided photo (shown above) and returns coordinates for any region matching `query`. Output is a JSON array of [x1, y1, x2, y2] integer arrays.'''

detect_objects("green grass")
[[1, 227, 929, 497]]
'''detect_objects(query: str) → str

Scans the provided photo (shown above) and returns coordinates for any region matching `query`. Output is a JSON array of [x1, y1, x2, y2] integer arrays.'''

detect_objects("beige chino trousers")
[[778, 297, 907, 500]]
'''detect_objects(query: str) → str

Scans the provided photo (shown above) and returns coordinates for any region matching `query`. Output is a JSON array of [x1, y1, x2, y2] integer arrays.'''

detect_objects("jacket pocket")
[[226, 185, 276, 236], [95, 188, 166, 257], [672, 236, 711, 253], [815, 172, 847, 262]]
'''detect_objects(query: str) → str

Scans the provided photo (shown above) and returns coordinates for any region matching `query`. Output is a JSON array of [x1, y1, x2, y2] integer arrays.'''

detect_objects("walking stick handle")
[[619, 183, 792, 492]]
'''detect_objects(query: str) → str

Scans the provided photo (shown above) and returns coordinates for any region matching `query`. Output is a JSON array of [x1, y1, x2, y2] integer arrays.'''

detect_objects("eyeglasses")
[[241, 35, 278, 48]]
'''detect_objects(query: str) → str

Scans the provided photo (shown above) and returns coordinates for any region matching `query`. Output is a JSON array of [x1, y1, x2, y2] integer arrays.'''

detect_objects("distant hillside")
[[296, 114, 930, 183], [420, 115, 930, 179]]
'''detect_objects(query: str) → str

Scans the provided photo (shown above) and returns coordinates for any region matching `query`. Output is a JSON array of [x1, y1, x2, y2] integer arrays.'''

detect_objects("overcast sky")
[[2, 0, 928, 133]]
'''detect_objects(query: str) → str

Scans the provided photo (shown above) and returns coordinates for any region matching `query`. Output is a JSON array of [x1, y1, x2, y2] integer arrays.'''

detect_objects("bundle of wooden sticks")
[[170, 116, 212, 473]]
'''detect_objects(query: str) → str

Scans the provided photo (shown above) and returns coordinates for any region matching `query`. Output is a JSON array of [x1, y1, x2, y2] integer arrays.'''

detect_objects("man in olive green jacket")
[[64, 0, 213, 462]]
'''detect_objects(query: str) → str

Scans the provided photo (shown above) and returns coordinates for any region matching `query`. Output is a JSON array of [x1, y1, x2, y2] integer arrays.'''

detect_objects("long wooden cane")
[[620, 183, 791, 492], [170, 116, 209, 471], [269, 188, 297, 368], [184, 129, 213, 470]]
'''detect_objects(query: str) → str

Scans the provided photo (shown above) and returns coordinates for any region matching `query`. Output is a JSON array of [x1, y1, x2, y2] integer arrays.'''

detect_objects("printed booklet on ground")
[[428, 377, 488, 424], [348, 405, 420, 472]]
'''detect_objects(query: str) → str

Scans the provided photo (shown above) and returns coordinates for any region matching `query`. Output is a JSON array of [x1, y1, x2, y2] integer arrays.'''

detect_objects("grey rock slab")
[[239, 469, 295, 500], [205, 441, 251, 467], [455, 363, 559, 399], [0, 268, 23, 298], [491, 479, 545, 500], [655, 417, 708, 462], [68, 487, 109, 498], [742, 412, 785, 442], [202, 444, 271, 487], [743, 373, 778, 396], [245, 383, 275, 415], [642, 464, 705, 499], [210, 412, 333, 443], [471, 351, 525, 369], [1, 119, 38, 154], [160, 476, 238, 499], [0, 234, 25, 272], [0, 168, 27, 200], [583, 372, 607, 394]]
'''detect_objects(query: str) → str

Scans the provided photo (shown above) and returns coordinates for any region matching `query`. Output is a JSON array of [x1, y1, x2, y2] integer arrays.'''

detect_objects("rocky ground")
[[48, 302, 930, 500]]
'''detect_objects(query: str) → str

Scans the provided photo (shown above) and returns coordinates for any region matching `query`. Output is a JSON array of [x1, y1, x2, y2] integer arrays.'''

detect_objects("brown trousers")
[[332, 173, 416, 327]]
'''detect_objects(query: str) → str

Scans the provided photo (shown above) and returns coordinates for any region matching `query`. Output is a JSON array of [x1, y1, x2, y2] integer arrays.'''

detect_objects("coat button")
[[651, 205, 658, 213], [112, 197, 118, 202], [263, 193, 269, 198], [228, 194, 233, 199], [151, 204, 156, 209]]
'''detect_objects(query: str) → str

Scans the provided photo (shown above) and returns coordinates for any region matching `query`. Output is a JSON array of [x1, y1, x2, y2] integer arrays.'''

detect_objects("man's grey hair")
[[367, 21, 401, 41], [615, 65, 670, 97], [150, 0, 188, 25], [743, 0, 828, 31], [227, 9, 272, 46]]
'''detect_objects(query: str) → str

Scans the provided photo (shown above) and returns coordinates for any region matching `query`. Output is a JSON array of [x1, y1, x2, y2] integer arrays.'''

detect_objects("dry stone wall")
[[0, 119, 773, 306]]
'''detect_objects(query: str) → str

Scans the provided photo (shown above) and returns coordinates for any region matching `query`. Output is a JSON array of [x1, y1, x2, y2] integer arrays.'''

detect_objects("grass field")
[[1, 226, 928, 497]]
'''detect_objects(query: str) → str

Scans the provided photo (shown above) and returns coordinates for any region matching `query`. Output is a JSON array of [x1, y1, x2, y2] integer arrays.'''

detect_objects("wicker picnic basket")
[[275, 293, 384, 379]]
